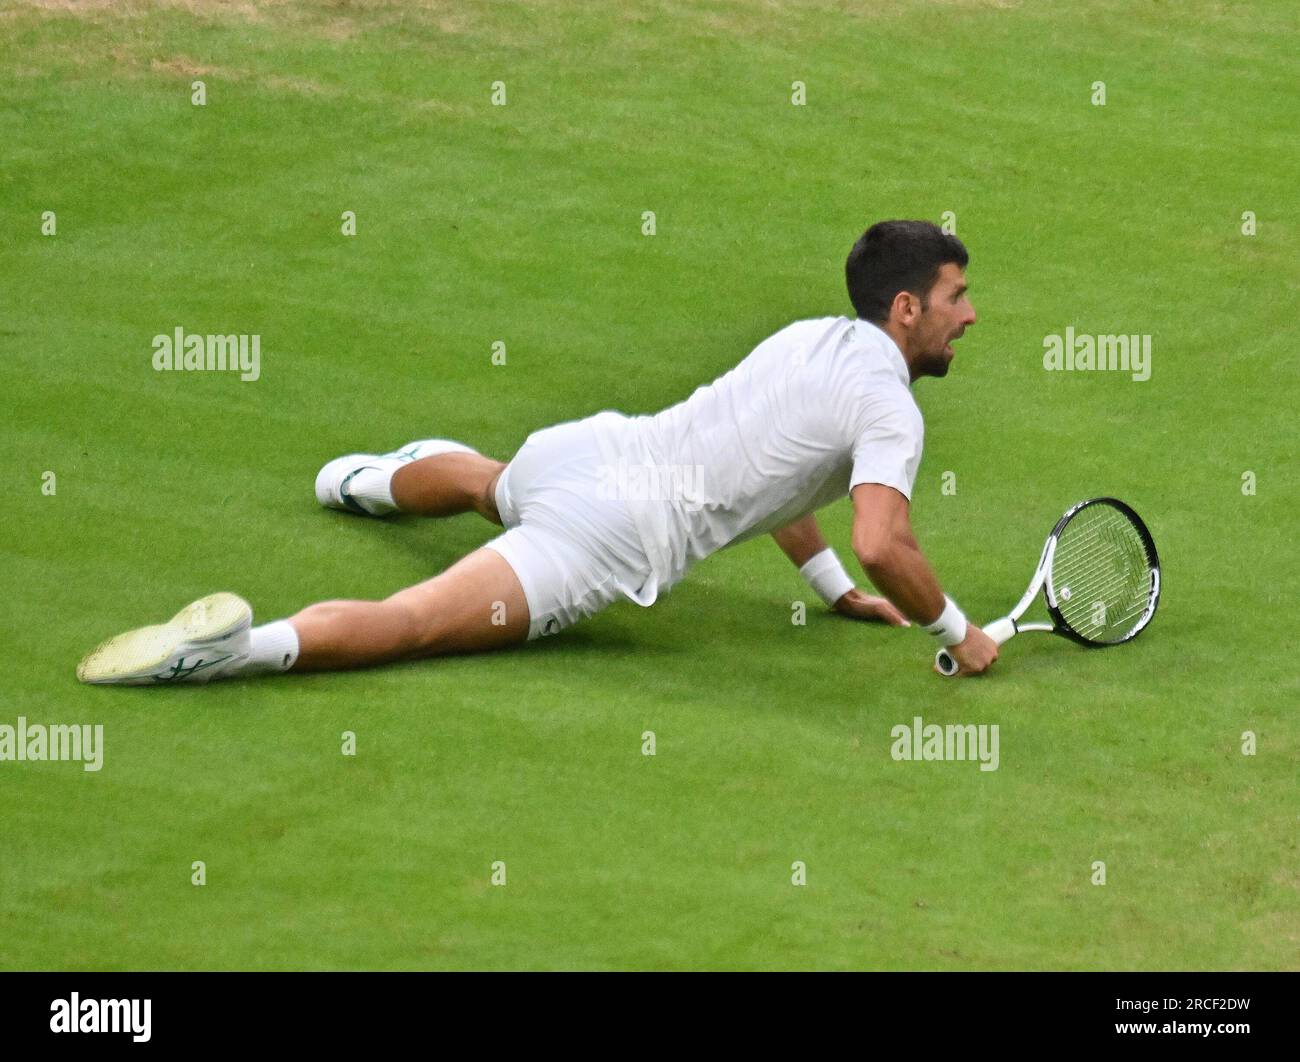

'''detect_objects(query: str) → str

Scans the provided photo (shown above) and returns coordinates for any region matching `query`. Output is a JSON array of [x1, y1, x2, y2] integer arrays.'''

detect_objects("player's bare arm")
[[771, 513, 909, 625], [850, 483, 998, 674]]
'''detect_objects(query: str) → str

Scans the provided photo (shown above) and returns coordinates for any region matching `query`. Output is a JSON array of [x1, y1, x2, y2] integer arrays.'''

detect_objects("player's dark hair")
[[845, 220, 969, 325]]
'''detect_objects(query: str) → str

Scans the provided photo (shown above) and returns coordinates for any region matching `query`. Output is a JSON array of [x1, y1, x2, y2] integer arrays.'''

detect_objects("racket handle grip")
[[935, 648, 960, 676], [934, 617, 1017, 677]]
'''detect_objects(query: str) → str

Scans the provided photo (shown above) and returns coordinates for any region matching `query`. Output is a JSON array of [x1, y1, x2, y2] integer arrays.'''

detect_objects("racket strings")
[[1053, 519, 1152, 637], [1050, 505, 1155, 642], [1053, 523, 1145, 589], [1054, 534, 1147, 602], [1055, 529, 1149, 615]]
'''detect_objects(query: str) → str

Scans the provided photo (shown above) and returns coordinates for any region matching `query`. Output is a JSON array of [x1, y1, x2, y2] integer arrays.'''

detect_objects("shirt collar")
[[853, 318, 912, 388]]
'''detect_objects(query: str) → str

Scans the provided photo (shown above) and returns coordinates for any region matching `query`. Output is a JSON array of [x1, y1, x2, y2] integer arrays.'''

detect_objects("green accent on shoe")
[[152, 654, 235, 682]]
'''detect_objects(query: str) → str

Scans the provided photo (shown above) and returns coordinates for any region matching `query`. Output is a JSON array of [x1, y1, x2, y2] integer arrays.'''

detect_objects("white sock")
[[346, 462, 401, 515], [243, 620, 300, 675]]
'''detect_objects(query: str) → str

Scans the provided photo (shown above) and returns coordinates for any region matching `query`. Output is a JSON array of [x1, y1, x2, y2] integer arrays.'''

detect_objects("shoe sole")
[[77, 592, 252, 685]]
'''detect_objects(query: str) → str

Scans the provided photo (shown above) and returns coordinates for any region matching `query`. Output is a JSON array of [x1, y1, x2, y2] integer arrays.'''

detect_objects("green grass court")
[[2, 0, 1296, 969]]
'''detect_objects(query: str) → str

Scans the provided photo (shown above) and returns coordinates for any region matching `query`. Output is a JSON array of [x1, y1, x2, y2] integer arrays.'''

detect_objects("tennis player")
[[77, 220, 999, 684]]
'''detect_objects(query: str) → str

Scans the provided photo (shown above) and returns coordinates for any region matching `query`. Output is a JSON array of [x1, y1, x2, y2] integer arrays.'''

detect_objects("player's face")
[[914, 263, 976, 378]]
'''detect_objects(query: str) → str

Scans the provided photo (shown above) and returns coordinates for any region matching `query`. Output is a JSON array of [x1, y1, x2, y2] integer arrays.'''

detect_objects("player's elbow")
[[855, 523, 916, 573], [853, 533, 895, 573]]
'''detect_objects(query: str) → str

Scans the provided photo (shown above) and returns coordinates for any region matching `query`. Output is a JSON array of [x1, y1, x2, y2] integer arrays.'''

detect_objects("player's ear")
[[890, 289, 919, 326]]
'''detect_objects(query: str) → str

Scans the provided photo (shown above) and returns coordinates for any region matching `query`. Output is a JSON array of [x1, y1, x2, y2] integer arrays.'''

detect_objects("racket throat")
[[984, 616, 1018, 645]]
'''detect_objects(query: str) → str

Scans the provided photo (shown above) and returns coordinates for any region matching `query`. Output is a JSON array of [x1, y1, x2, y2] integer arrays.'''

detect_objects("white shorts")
[[483, 414, 656, 640]]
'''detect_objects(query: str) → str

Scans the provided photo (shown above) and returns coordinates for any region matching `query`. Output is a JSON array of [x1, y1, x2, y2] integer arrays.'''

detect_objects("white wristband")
[[799, 548, 856, 608], [922, 595, 968, 646]]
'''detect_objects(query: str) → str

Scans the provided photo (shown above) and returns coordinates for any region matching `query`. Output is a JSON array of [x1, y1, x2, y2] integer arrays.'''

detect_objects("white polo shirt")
[[589, 316, 924, 604]]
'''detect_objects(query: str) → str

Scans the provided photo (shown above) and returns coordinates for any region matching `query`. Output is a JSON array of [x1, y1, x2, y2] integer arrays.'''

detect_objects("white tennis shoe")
[[77, 592, 252, 685], [313, 452, 388, 513]]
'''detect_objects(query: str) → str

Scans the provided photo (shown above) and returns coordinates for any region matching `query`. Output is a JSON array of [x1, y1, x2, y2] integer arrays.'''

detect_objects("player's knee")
[[291, 599, 352, 626]]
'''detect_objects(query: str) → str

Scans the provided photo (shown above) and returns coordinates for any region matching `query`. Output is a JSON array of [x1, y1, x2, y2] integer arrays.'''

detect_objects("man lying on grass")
[[77, 220, 999, 685]]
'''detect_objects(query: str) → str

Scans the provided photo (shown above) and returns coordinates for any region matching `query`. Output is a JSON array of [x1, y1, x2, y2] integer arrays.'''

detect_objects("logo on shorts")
[[541, 618, 561, 637]]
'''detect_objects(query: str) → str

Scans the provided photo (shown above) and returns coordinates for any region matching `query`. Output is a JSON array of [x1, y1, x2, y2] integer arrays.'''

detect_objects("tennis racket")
[[936, 497, 1160, 677]]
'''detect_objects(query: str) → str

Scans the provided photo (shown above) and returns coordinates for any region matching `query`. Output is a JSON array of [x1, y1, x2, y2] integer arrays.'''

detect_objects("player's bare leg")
[[76, 547, 530, 684], [390, 453, 506, 524], [289, 546, 528, 670], [315, 439, 506, 523]]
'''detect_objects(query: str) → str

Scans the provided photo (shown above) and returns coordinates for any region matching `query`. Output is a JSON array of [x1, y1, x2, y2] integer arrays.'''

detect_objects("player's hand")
[[939, 624, 999, 675], [833, 589, 911, 627]]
